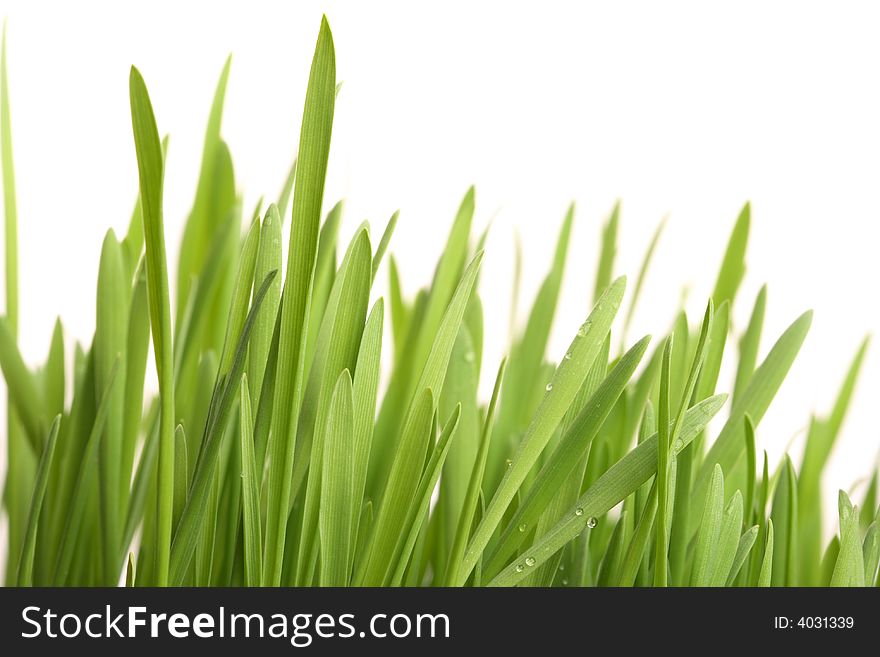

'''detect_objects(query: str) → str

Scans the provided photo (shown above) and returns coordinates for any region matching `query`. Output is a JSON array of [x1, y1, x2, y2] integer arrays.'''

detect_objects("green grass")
[[1, 16, 877, 588]]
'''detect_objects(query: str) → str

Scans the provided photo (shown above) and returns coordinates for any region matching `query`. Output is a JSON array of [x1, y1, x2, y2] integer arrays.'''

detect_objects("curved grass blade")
[[758, 519, 775, 586], [726, 525, 759, 585], [711, 202, 749, 309], [692, 311, 812, 529], [484, 336, 649, 578], [390, 405, 462, 586], [487, 394, 727, 586], [709, 490, 744, 586], [16, 415, 61, 586], [830, 490, 865, 586], [130, 65, 175, 586], [52, 358, 120, 584], [463, 277, 626, 581], [446, 358, 506, 586], [733, 285, 766, 402], [169, 271, 277, 585]]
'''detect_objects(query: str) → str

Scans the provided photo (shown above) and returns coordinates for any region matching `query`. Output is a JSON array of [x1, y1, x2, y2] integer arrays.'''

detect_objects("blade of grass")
[[16, 415, 61, 586], [446, 358, 506, 586], [263, 16, 336, 586], [129, 67, 175, 585], [463, 277, 626, 581], [169, 271, 277, 584], [711, 202, 749, 309], [487, 394, 727, 586], [733, 285, 766, 402], [692, 311, 812, 531], [484, 336, 649, 579], [830, 490, 865, 586], [318, 370, 355, 586]]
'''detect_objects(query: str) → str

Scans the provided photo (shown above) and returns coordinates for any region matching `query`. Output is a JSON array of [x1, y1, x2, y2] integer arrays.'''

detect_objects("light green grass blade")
[[248, 204, 282, 408], [830, 490, 865, 586], [621, 215, 665, 345], [176, 55, 232, 317], [770, 456, 798, 586], [616, 479, 657, 586], [95, 229, 128, 585], [277, 157, 296, 219], [0, 316, 47, 449], [122, 265, 150, 508], [744, 415, 757, 525], [319, 370, 355, 586], [129, 66, 175, 586], [2, 22, 18, 334], [52, 358, 119, 584], [691, 464, 725, 586], [447, 358, 506, 586], [170, 271, 277, 585], [733, 285, 766, 402], [799, 336, 869, 583], [304, 201, 343, 370], [862, 522, 879, 585], [488, 207, 573, 494], [16, 415, 61, 586], [372, 210, 398, 281], [218, 214, 260, 375], [594, 202, 618, 300], [861, 469, 878, 531], [171, 425, 187, 531], [711, 202, 749, 309], [350, 300, 384, 551], [264, 16, 336, 586], [487, 394, 726, 586], [692, 311, 812, 529], [709, 489, 744, 586], [43, 318, 65, 419], [295, 227, 371, 583], [390, 405, 462, 586], [484, 336, 649, 578], [464, 277, 626, 581], [726, 525, 759, 585], [654, 337, 673, 586], [356, 388, 434, 586], [758, 519, 775, 586]]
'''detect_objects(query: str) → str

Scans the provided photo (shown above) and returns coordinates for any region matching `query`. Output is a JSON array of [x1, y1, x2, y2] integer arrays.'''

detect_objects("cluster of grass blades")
[[1, 17, 877, 588]]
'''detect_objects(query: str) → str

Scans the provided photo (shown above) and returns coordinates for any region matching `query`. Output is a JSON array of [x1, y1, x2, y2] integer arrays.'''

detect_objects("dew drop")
[[515, 564, 524, 573], [561, 578, 569, 586], [577, 320, 592, 337], [505, 458, 513, 469], [587, 517, 598, 529], [558, 563, 565, 572], [545, 382, 553, 391], [563, 352, 572, 361], [464, 351, 475, 363], [518, 523, 527, 533], [574, 507, 584, 517], [673, 439, 683, 451], [525, 557, 536, 567]]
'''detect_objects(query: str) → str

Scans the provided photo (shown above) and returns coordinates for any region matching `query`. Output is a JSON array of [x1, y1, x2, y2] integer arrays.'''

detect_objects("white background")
[[1, 0, 878, 542]]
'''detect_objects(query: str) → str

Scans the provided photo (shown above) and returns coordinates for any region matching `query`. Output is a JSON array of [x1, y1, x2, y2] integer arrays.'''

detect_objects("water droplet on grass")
[[525, 557, 536, 567], [587, 517, 598, 529]]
